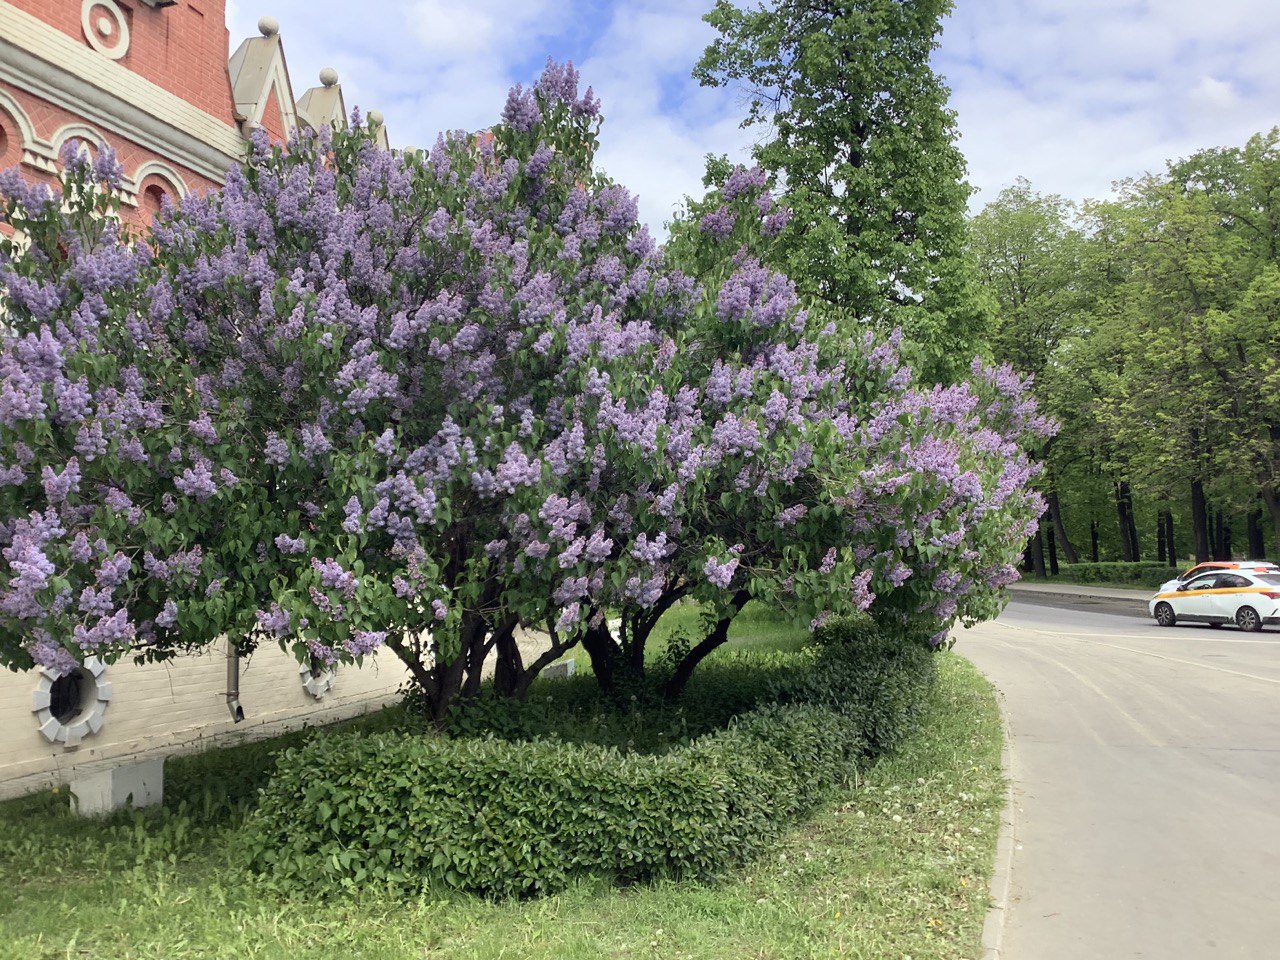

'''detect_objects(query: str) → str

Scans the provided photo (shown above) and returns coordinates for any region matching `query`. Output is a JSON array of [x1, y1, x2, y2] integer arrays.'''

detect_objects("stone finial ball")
[[369, 110, 385, 127], [258, 16, 280, 37], [319, 67, 339, 87]]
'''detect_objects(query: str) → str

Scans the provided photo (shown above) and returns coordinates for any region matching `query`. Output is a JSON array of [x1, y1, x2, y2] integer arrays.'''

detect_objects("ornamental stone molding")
[[299, 661, 335, 700], [81, 1, 131, 61], [31, 656, 112, 748]]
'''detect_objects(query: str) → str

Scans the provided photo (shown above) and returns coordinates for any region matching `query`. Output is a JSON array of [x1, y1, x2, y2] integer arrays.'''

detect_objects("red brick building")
[[0, 0, 387, 225]]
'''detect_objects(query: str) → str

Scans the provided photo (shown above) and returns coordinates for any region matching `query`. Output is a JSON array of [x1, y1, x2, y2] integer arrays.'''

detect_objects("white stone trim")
[[228, 36, 299, 140], [0, 88, 54, 174], [299, 661, 335, 700], [81, 0, 130, 61], [0, 86, 35, 148], [0, 1, 244, 183], [49, 121, 113, 156], [129, 159, 189, 199], [31, 656, 113, 748]]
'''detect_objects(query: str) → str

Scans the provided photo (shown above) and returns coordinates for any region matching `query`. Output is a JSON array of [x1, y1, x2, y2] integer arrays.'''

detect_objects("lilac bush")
[[1, 63, 1049, 724], [0, 144, 210, 672]]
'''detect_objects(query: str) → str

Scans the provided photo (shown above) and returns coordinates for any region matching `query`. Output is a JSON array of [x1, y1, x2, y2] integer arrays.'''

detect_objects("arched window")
[[141, 182, 168, 221]]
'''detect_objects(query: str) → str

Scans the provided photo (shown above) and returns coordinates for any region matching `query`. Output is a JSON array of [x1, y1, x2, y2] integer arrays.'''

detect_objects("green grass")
[[0, 652, 1002, 960], [645, 599, 814, 656]]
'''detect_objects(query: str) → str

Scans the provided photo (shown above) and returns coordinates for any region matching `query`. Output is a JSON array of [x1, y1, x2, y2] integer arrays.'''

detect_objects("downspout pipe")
[[225, 640, 244, 723]]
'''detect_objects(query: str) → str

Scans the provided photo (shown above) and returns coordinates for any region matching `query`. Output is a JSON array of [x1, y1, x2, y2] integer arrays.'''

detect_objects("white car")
[[1150, 570, 1280, 632], [1156, 560, 1280, 595]]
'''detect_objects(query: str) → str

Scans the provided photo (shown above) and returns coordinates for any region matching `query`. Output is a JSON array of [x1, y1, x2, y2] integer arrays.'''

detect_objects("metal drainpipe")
[[225, 641, 245, 722]]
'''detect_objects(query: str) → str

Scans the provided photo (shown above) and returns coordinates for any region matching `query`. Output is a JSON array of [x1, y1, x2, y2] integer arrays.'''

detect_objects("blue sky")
[[227, 0, 1280, 230]]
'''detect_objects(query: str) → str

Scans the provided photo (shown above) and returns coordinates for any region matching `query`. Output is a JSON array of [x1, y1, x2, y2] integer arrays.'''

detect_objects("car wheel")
[[1235, 605, 1263, 633], [1154, 602, 1176, 627]]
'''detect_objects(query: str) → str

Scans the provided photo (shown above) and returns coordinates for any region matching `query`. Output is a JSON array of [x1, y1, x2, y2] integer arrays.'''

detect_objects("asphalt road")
[[958, 600, 1280, 960]]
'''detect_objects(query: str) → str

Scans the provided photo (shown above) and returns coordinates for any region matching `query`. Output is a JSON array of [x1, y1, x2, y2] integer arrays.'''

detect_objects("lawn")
[[0, 626, 1003, 960]]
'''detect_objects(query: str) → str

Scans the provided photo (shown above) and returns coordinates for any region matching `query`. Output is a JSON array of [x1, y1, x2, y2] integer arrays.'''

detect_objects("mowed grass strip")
[[0, 653, 1002, 960]]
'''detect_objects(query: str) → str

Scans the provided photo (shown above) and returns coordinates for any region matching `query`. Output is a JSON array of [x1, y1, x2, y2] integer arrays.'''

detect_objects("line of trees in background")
[[969, 131, 1280, 572]]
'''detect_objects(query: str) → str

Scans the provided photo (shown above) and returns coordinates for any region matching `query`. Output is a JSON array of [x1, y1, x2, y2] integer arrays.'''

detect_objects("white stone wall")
[[0, 638, 411, 799]]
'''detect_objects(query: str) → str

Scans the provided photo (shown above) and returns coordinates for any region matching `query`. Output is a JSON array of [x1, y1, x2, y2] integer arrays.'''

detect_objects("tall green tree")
[[695, 0, 988, 382], [968, 179, 1087, 567], [1167, 131, 1280, 548]]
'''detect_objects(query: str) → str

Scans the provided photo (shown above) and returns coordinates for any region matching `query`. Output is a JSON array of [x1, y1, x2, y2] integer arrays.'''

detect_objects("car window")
[[1183, 574, 1219, 590], [1216, 574, 1249, 589], [1257, 574, 1280, 586]]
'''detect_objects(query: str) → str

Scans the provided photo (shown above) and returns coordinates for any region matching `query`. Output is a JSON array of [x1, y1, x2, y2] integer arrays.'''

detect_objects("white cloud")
[[226, 1, 1280, 230], [940, 0, 1280, 209], [403, 0, 562, 64], [579, 0, 757, 231]]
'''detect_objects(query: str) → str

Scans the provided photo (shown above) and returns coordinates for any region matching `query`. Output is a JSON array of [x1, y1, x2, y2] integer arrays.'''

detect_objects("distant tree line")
[[969, 132, 1280, 570]]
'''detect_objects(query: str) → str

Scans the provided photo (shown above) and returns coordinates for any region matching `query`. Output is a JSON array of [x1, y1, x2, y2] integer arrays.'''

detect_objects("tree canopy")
[[695, 0, 989, 382]]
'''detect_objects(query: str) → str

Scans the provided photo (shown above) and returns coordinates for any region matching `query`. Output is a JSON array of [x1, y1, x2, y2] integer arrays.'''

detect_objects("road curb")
[[980, 690, 1017, 960]]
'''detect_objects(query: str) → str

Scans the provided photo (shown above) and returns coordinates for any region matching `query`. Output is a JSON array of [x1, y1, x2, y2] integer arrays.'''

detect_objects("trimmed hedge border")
[[242, 620, 936, 898], [1038, 561, 1183, 589]]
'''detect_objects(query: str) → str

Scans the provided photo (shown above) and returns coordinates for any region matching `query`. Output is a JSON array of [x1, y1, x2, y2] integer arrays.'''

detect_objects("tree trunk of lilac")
[[581, 618, 619, 693], [662, 590, 750, 702], [1046, 524, 1059, 575], [491, 621, 523, 699], [462, 627, 500, 700]]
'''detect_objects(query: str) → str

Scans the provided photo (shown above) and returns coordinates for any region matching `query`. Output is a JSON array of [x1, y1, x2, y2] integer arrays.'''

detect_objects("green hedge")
[[1040, 562, 1181, 589], [442, 647, 806, 753], [241, 704, 861, 897], [242, 623, 937, 898], [770, 619, 936, 757]]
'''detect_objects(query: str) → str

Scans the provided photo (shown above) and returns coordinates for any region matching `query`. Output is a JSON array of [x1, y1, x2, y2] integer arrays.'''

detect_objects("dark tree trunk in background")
[[1157, 515, 1167, 564], [1090, 519, 1100, 563], [1211, 509, 1228, 560], [1191, 480, 1210, 562], [1260, 487, 1280, 557], [1247, 509, 1267, 559], [1164, 512, 1178, 567], [1222, 514, 1233, 560], [1046, 524, 1060, 575], [1115, 482, 1139, 561], [1027, 528, 1047, 578], [1047, 488, 1079, 565], [1125, 489, 1141, 560]]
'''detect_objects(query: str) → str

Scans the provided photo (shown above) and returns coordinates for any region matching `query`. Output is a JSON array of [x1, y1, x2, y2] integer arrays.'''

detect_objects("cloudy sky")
[[227, 0, 1280, 229]]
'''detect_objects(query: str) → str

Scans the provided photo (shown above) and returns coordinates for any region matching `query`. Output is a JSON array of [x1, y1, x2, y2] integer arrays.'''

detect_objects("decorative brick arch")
[[131, 160, 188, 198], [49, 121, 113, 159], [0, 89, 36, 167], [130, 159, 189, 220]]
